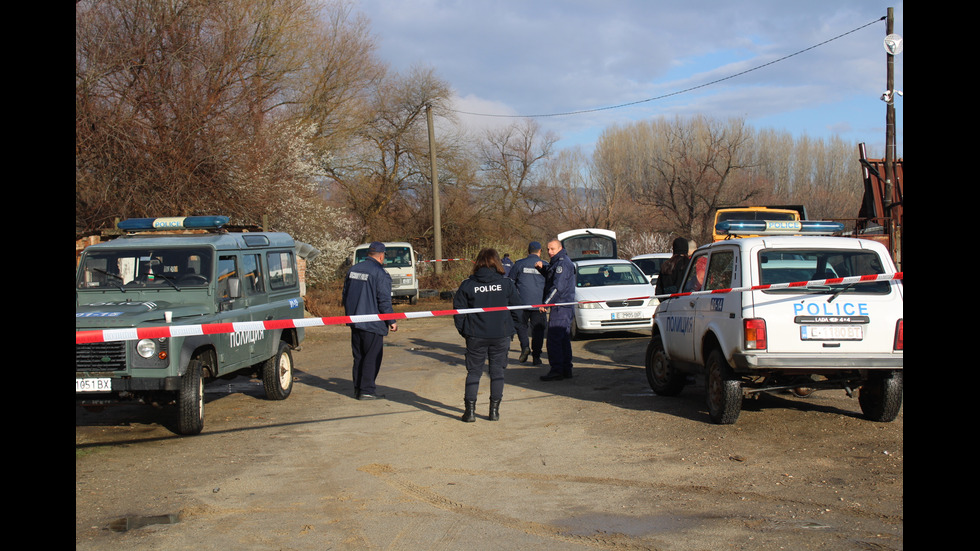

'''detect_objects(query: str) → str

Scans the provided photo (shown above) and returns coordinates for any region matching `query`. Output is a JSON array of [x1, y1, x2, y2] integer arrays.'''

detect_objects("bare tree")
[[475, 119, 558, 233], [324, 65, 454, 240], [75, 0, 379, 234], [537, 147, 601, 232], [625, 116, 762, 243]]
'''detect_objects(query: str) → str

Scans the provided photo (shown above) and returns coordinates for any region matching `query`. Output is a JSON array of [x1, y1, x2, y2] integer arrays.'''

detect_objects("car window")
[[704, 250, 734, 290], [632, 258, 666, 276], [682, 253, 709, 292], [217, 255, 239, 298], [563, 234, 616, 260], [759, 249, 891, 294], [242, 253, 264, 294], [268, 251, 297, 289]]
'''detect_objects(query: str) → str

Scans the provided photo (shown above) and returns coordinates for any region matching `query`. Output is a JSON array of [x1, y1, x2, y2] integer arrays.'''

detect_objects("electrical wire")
[[451, 16, 886, 119]]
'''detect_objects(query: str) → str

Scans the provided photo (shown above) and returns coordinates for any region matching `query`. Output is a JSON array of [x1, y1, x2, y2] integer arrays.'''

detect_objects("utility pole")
[[426, 104, 443, 275], [883, 8, 896, 209], [882, 7, 902, 267]]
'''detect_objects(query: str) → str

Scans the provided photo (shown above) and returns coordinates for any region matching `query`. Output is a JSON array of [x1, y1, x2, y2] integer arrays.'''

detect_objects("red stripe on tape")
[[203, 323, 235, 335], [137, 326, 173, 340]]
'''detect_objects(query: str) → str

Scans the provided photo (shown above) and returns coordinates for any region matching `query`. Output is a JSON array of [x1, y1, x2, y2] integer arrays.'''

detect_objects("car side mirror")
[[227, 277, 241, 299]]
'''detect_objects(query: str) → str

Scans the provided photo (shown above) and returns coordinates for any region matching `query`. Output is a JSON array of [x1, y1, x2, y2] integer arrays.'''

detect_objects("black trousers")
[[516, 309, 546, 357], [464, 336, 509, 402], [545, 306, 573, 376], [350, 328, 384, 395]]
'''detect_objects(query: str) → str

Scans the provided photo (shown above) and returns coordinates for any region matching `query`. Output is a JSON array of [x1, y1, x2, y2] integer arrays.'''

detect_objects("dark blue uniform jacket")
[[510, 254, 548, 305], [453, 267, 522, 339], [543, 248, 576, 305], [342, 257, 394, 335]]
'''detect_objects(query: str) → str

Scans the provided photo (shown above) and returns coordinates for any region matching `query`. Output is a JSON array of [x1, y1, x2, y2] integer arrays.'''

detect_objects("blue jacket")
[[543, 248, 576, 305], [510, 254, 548, 305], [453, 267, 522, 339], [501, 255, 514, 277], [342, 257, 394, 335]]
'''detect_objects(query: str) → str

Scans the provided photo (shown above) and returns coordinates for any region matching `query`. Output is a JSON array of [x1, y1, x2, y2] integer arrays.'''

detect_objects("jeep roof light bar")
[[715, 220, 844, 236], [117, 216, 230, 232]]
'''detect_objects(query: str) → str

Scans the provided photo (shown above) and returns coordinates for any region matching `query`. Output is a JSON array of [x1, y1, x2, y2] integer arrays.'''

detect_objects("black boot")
[[461, 400, 476, 423], [488, 399, 500, 421]]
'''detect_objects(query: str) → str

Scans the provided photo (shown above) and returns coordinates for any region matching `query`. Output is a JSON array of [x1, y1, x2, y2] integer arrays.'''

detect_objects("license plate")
[[612, 311, 642, 320], [800, 325, 864, 340], [76, 378, 112, 392]]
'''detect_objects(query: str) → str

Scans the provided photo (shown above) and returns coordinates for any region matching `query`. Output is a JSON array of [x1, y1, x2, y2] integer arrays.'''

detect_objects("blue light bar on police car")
[[715, 220, 844, 235], [117, 216, 230, 232]]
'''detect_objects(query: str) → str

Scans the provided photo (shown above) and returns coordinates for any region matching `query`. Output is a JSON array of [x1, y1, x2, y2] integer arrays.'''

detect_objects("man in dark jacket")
[[501, 253, 514, 277], [510, 241, 548, 365], [538, 239, 576, 381], [654, 237, 694, 296], [453, 249, 522, 422], [343, 242, 398, 400]]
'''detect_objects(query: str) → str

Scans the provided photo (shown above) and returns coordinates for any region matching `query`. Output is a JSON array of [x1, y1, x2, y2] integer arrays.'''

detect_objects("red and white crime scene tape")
[[76, 272, 903, 344]]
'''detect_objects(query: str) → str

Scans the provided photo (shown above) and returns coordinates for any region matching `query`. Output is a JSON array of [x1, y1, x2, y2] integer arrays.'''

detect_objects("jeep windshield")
[[758, 249, 891, 294], [77, 247, 213, 290]]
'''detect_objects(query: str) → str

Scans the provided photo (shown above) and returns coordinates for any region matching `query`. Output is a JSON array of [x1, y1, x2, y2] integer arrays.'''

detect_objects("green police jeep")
[[76, 216, 307, 435]]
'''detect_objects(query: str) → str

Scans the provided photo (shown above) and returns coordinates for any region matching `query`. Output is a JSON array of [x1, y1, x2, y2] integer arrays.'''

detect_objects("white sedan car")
[[571, 259, 658, 339], [630, 253, 671, 286]]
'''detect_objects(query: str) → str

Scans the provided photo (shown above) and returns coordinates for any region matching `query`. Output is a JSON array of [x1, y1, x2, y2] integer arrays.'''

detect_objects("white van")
[[352, 242, 419, 304]]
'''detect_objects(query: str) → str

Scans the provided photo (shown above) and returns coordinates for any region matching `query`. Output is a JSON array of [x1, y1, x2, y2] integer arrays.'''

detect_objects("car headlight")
[[136, 338, 158, 358], [578, 301, 602, 309]]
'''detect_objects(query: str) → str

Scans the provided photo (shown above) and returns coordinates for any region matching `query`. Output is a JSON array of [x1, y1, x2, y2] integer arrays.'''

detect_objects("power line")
[[451, 16, 886, 119]]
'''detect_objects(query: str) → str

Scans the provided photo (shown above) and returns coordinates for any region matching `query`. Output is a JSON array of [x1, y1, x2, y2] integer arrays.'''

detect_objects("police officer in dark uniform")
[[501, 253, 514, 277], [453, 248, 522, 422], [510, 241, 548, 365], [342, 241, 398, 400], [538, 239, 576, 381]]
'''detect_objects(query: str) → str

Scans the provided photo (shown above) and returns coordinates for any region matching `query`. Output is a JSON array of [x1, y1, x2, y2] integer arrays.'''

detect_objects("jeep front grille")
[[76, 342, 127, 372]]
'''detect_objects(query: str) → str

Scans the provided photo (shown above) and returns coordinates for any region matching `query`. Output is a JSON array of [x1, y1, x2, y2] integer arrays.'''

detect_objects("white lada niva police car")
[[76, 216, 307, 435], [645, 220, 903, 424]]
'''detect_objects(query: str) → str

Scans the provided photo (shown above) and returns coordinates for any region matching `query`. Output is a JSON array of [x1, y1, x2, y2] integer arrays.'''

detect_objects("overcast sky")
[[352, 0, 903, 157]]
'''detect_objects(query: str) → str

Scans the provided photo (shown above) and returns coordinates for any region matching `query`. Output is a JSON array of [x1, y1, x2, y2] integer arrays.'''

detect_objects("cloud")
[[354, 0, 902, 153]]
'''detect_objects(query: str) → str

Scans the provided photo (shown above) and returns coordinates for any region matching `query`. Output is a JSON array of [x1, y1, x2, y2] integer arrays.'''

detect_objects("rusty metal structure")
[[851, 143, 903, 269]]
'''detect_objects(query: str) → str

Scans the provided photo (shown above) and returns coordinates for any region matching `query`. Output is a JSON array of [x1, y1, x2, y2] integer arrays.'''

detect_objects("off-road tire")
[[262, 341, 294, 401], [859, 370, 903, 422], [645, 336, 685, 396], [705, 349, 741, 424], [178, 359, 205, 435]]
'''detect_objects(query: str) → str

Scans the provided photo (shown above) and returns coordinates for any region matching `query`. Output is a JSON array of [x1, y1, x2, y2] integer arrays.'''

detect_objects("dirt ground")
[[76, 301, 903, 551]]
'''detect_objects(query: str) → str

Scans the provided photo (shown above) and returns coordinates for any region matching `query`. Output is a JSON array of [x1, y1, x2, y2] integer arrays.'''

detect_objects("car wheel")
[[705, 349, 741, 424], [645, 336, 685, 396], [859, 370, 903, 422], [178, 359, 205, 435], [262, 341, 294, 401]]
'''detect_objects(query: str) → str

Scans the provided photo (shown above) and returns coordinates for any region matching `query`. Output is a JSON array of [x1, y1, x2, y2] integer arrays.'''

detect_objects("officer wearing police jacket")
[[453, 248, 522, 423], [537, 239, 576, 381], [510, 241, 548, 365], [343, 241, 397, 400]]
